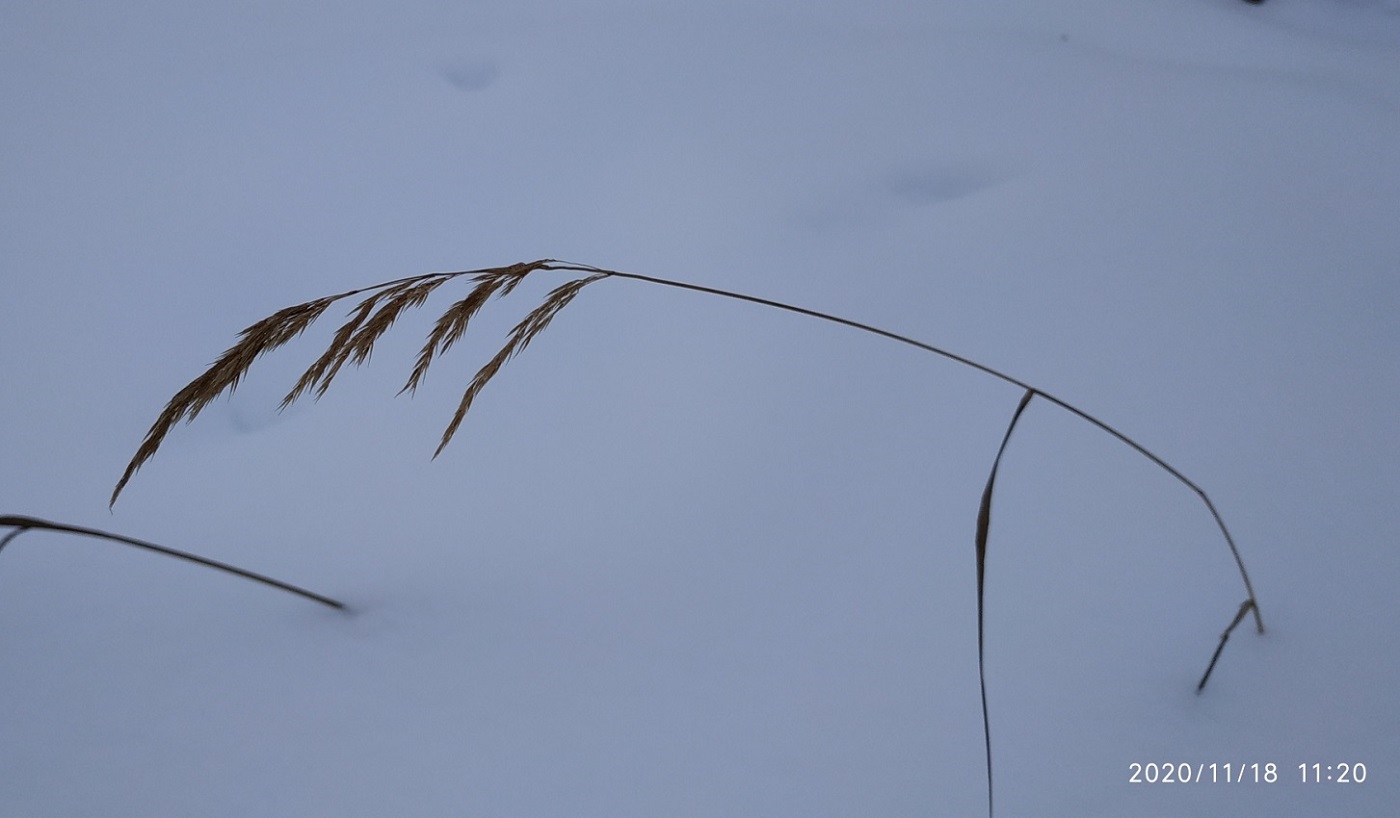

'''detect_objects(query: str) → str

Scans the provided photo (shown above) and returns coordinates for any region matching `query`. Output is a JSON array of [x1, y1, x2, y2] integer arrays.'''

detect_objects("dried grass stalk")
[[110, 258, 1261, 649], [111, 258, 1267, 818]]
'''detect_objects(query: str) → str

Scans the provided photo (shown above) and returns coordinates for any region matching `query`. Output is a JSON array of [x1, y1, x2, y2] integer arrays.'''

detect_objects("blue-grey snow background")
[[3, 1, 1398, 815]]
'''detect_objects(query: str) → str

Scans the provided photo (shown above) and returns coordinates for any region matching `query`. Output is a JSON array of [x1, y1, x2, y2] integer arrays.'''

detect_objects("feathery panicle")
[[111, 259, 571, 507], [434, 273, 606, 457], [110, 297, 334, 507]]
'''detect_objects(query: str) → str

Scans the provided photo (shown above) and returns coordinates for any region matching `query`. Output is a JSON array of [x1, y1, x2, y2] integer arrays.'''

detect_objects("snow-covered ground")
[[3, 1, 1397, 815]]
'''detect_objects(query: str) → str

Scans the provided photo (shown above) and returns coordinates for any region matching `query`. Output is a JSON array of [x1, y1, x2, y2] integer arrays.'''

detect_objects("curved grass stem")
[[0, 515, 345, 610], [545, 262, 1263, 639], [973, 389, 1036, 817]]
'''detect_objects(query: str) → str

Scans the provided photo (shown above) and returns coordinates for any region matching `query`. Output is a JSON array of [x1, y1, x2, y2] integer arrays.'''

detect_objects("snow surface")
[[2, 1, 1398, 815]]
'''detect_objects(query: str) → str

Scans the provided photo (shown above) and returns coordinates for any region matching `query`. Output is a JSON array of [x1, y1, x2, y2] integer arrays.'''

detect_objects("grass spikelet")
[[281, 276, 449, 406], [433, 272, 606, 457], [401, 267, 532, 396], [281, 292, 383, 407], [344, 277, 450, 368], [110, 297, 335, 507]]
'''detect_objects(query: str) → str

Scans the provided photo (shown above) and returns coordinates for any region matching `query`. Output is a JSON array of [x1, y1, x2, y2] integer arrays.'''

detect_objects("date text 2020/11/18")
[[1129, 762, 1278, 784]]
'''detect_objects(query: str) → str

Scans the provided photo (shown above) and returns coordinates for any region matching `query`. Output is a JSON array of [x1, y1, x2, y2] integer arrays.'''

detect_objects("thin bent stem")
[[974, 389, 1035, 818], [1197, 599, 1256, 692], [0, 515, 345, 610], [544, 262, 1263, 637]]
